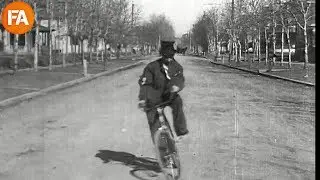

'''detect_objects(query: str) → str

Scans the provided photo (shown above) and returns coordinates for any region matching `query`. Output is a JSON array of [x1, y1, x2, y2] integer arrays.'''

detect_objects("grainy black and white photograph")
[[0, 0, 315, 179]]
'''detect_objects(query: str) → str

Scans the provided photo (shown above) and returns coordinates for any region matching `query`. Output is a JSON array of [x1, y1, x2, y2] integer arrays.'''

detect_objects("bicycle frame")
[[145, 100, 175, 138], [144, 100, 180, 180], [156, 106, 174, 138]]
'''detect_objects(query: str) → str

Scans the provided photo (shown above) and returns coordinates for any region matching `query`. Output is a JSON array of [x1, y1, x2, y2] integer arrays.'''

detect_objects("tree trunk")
[[228, 34, 232, 63], [64, 35, 68, 66], [248, 39, 252, 69], [104, 40, 107, 59], [303, 22, 309, 78], [216, 29, 219, 56], [286, 28, 292, 68], [252, 39, 256, 61], [272, 27, 276, 64], [82, 40, 87, 77], [96, 40, 99, 62], [272, 7, 276, 64], [244, 38, 247, 63], [258, 27, 261, 62], [281, 26, 284, 66], [73, 45, 76, 65], [78, 43, 81, 64], [255, 39, 259, 60], [234, 36, 237, 59], [14, 34, 19, 72], [233, 41, 236, 60], [238, 40, 241, 62], [24, 33, 28, 52], [33, 2, 38, 71], [303, 26, 308, 69], [57, 17, 60, 65], [81, 40, 84, 62], [89, 45, 93, 63], [49, 37, 53, 69], [49, 12, 53, 70], [265, 27, 268, 65], [34, 22, 39, 71], [218, 41, 221, 57], [62, 1, 68, 67], [255, 39, 258, 62], [104, 41, 107, 70]]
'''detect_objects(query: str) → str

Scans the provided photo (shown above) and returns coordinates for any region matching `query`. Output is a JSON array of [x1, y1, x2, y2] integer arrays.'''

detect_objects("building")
[[0, 21, 53, 53]]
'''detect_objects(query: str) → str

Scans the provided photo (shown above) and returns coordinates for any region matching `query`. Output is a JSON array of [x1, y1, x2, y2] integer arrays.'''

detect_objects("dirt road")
[[0, 56, 315, 180]]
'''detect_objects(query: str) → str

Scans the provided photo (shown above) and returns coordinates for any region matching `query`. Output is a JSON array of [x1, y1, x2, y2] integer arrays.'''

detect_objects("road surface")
[[0, 56, 315, 180]]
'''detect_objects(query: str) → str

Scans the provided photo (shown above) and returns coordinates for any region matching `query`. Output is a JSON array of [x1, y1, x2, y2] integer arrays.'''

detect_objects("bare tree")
[[137, 14, 175, 53], [277, 1, 294, 68], [285, 0, 315, 74], [247, 0, 266, 62]]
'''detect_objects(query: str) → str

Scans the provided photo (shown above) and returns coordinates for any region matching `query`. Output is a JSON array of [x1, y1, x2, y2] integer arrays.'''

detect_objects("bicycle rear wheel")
[[154, 129, 181, 180]]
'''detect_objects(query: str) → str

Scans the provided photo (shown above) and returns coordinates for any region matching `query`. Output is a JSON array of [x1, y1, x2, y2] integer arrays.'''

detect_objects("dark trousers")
[[146, 94, 188, 143]]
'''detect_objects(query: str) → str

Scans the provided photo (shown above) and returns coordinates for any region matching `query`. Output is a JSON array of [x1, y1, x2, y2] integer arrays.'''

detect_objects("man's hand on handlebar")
[[171, 85, 180, 93]]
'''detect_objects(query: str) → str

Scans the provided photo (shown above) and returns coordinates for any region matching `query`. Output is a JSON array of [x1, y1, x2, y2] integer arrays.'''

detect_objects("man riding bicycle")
[[138, 40, 189, 143]]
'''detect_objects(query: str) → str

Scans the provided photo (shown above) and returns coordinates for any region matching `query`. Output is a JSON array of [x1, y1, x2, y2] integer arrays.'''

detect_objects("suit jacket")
[[138, 57, 185, 106]]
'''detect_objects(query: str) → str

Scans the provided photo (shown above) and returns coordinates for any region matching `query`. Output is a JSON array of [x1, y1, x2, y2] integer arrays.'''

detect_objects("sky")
[[134, 0, 225, 37]]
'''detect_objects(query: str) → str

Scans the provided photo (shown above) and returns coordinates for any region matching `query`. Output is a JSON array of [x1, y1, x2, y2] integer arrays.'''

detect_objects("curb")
[[0, 63, 82, 75], [0, 61, 145, 109], [208, 60, 315, 87], [0, 55, 157, 76]]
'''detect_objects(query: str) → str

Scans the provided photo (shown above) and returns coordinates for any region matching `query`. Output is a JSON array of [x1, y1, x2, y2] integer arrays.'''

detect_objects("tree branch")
[[307, 14, 315, 21], [286, 8, 304, 30]]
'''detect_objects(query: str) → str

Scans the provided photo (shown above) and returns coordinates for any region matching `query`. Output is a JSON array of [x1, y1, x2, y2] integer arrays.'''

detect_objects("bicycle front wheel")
[[154, 129, 181, 180]]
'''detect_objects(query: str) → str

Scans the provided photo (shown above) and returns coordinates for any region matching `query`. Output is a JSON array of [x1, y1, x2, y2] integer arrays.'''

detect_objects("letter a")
[[16, 10, 29, 25]]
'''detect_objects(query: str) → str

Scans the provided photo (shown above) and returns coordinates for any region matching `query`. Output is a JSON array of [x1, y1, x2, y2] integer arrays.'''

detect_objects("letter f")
[[8, 10, 19, 25]]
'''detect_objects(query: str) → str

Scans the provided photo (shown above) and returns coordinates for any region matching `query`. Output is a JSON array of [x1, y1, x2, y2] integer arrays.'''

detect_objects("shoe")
[[175, 133, 189, 142]]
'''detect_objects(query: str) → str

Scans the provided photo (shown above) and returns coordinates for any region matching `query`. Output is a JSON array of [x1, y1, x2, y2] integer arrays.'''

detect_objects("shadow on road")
[[95, 150, 162, 180]]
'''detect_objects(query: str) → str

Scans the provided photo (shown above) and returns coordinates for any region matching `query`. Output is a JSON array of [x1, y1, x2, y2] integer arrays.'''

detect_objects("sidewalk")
[[202, 53, 315, 86], [0, 55, 157, 106]]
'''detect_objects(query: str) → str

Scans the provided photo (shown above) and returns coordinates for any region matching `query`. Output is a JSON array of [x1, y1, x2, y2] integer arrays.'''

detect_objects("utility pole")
[[131, 1, 134, 28], [75, 11, 79, 63], [12, 0, 19, 72], [47, 0, 53, 71], [131, 1, 134, 49], [34, 2, 39, 71], [229, 0, 235, 63], [189, 31, 192, 53], [272, 0, 276, 64], [62, 0, 68, 67]]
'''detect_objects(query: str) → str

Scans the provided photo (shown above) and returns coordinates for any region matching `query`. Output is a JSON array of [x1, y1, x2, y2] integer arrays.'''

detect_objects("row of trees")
[[190, 0, 315, 69], [136, 14, 175, 49], [40, 0, 142, 67], [1, 0, 175, 71], [36, 0, 174, 58]]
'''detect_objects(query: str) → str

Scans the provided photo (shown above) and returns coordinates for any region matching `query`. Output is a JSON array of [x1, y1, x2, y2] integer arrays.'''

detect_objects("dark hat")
[[160, 41, 176, 58]]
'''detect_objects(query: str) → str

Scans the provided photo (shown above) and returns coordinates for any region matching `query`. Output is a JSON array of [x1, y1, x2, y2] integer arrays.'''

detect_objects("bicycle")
[[144, 100, 181, 180]]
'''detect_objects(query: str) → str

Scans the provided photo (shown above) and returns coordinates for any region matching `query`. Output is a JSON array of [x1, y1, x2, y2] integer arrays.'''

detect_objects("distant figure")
[[116, 44, 121, 59], [107, 47, 111, 60], [140, 46, 145, 56], [176, 46, 187, 55], [132, 48, 136, 54]]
